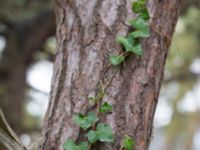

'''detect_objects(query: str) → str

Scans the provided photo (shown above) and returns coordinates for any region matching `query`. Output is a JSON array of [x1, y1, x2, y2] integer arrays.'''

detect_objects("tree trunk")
[[0, 11, 55, 134], [40, 0, 182, 150]]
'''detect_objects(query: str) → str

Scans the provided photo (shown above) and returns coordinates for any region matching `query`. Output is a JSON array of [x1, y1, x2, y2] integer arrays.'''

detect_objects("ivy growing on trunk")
[[63, 0, 150, 149]]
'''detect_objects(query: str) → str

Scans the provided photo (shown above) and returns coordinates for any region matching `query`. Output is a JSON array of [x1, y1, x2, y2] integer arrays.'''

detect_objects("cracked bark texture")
[[40, 0, 182, 150]]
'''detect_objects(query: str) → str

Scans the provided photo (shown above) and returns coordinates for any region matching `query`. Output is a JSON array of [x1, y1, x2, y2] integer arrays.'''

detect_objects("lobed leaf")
[[122, 135, 135, 150], [132, 0, 149, 20], [116, 36, 133, 51], [99, 102, 113, 113], [128, 44, 143, 56], [129, 17, 149, 32], [110, 55, 125, 65], [132, 1, 145, 13], [130, 30, 150, 38], [86, 130, 98, 143], [73, 112, 98, 130], [63, 140, 89, 150], [88, 96, 98, 104], [86, 123, 114, 143], [96, 123, 114, 143]]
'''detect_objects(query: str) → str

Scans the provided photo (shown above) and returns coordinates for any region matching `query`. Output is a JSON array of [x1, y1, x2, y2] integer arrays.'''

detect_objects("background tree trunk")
[[40, 0, 182, 150], [0, 11, 55, 134]]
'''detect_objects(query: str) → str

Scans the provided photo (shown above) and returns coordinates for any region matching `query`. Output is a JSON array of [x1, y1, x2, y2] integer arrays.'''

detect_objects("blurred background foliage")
[[0, 0, 199, 149]]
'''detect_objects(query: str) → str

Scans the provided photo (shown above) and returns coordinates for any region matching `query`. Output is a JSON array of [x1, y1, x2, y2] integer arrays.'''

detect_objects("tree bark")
[[40, 0, 182, 150]]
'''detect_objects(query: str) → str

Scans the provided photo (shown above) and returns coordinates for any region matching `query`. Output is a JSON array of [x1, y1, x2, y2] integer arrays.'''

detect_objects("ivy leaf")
[[63, 139, 75, 150], [86, 130, 98, 143], [77, 142, 89, 150], [63, 140, 89, 150], [139, 9, 150, 20], [96, 123, 114, 143], [110, 55, 125, 65], [127, 34, 135, 45], [132, 1, 149, 20], [132, 1, 145, 13], [99, 102, 113, 113], [116, 36, 133, 51], [129, 17, 149, 32], [73, 112, 98, 130], [130, 30, 150, 38], [128, 44, 143, 56], [88, 96, 98, 104], [122, 135, 135, 150], [86, 123, 114, 143]]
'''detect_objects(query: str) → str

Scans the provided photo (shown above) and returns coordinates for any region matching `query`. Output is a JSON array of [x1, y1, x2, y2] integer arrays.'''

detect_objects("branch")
[[0, 108, 26, 150]]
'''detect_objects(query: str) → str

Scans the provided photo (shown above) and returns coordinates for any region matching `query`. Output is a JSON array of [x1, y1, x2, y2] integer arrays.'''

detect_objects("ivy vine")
[[110, 0, 150, 65], [63, 0, 150, 149]]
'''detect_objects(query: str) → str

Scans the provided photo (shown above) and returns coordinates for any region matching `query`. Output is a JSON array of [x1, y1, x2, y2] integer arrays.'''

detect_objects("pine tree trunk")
[[40, 0, 182, 149]]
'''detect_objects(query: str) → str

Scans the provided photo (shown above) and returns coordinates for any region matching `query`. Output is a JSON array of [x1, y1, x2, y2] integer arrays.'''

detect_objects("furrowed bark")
[[40, 0, 182, 150]]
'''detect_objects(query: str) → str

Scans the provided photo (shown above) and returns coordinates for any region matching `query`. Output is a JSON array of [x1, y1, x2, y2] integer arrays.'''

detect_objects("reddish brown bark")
[[40, 0, 182, 150]]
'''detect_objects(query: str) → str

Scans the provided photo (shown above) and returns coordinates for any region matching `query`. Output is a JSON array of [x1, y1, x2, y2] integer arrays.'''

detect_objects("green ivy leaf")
[[110, 55, 125, 65], [139, 9, 150, 20], [130, 30, 150, 38], [63, 140, 89, 150], [122, 135, 135, 150], [78, 142, 89, 150], [116, 36, 133, 51], [86, 123, 114, 143], [63, 139, 75, 150], [99, 102, 113, 113], [88, 96, 98, 104], [86, 130, 98, 143], [96, 123, 114, 143], [129, 17, 149, 32], [73, 112, 98, 130], [132, 0, 149, 20], [127, 34, 135, 46], [128, 44, 143, 56], [132, 1, 145, 13]]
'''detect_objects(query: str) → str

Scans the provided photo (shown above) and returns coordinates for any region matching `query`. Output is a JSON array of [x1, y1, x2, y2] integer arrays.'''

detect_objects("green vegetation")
[[110, 0, 150, 65]]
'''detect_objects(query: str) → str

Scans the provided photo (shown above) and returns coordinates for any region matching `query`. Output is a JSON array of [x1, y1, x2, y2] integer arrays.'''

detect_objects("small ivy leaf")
[[130, 29, 150, 38], [88, 96, 98, 104], [127, 34, 135, 46], [63, 139, 76, 150], [139, 9, 150, 20], [128, 44, 143, 56], [129, 17, 149, 32], [116, 36, 133, 51], [122, 135, 135, 150], [86, 130, 98, 143], [86, 112, 99, 124], [96, 123, 114, 143], [86, 124, 114, 143], [77, 142, 89, 150], [63, 140, 89, 150], [99, 102, 113, 113], [73, 112, 98, 130], [132, 1, 145, 13], [110, 55, 125, 65], [132, 0, 149, 20]]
